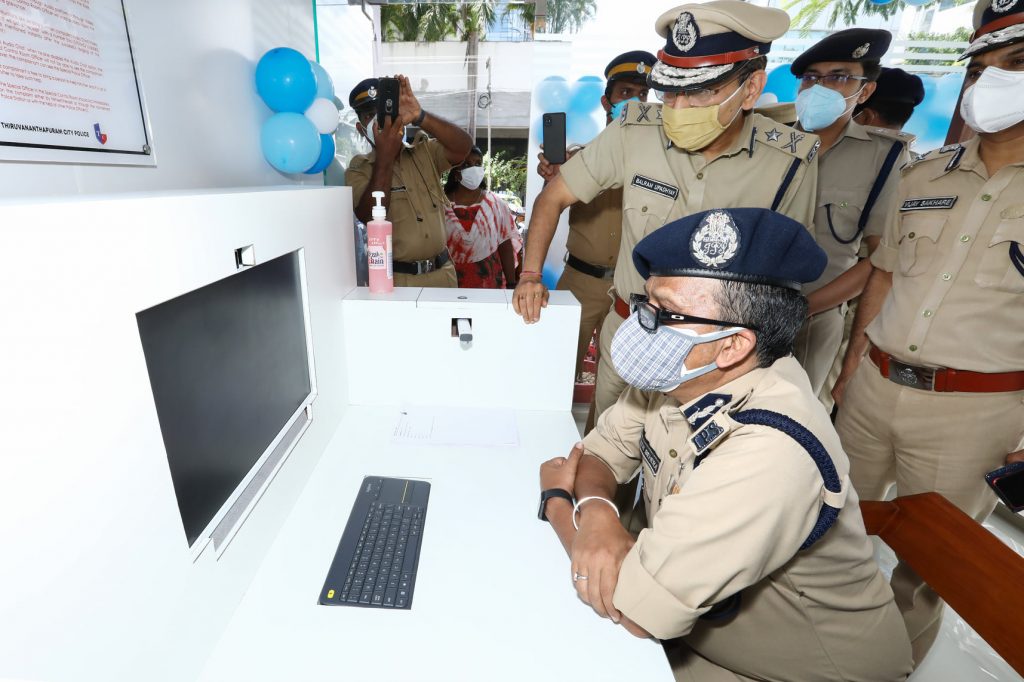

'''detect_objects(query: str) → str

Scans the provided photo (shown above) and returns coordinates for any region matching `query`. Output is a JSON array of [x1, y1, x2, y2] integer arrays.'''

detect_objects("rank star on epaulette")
[[765, 128, 781, 142]]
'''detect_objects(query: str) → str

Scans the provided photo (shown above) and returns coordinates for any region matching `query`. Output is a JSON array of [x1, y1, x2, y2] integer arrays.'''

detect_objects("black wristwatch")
[[538, 488, 574, 522], [413, 108, 427, 127]]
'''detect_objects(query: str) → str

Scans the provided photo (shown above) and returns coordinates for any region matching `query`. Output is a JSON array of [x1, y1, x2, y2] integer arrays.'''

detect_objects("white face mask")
[[459, 165, 486, 190], [961, 67, 1024, 134], [362, 120, 409, 148]]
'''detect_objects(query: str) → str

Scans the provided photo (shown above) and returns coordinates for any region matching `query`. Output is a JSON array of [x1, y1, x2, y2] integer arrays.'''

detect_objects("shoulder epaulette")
[[619, 101, 663, 126], [751, 114, 821, 163], [901, 143, 964, 174], [753, 102, 797, 126], [863, 125, 913, 146]]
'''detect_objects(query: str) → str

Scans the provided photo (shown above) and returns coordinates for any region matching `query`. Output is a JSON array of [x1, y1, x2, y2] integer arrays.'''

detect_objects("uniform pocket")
[[897, 212, 947, 276], [819, 188, 867, 245], [975, 218, 1024, 293]]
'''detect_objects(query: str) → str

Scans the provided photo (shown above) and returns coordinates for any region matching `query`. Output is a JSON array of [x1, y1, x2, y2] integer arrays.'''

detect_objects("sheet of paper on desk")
[[392, 406, 519, 447]]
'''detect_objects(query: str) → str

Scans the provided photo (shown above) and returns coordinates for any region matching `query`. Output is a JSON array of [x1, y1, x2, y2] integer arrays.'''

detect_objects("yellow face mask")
[[661, 82, 747, 151]]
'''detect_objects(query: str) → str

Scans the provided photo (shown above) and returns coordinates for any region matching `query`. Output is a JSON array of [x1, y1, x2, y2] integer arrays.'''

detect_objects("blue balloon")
[[764, 66, 799, 104], [261, 112, 321, 174], [535, 76, 571, 112], [255, 47, 317, 113], [567, 113, 600, 144], [542, 264, 561, 290], [309, 60, 335, 100], [903, 73, 961, 153], [569, 75, 605, 116], [868, 0, 895, 5], [305, 134, 336, 174], [904, 0, 929, 5]]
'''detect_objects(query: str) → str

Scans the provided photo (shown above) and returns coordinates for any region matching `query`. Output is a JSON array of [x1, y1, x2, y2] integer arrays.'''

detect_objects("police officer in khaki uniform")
[[833, 0, 1024, 664], [538, 51, 657, 384], [854, 67, 925, 131], [345, 76, 472, 287], [513, 1, 819, 426], [789, 29, 911, 399], [538, 208, 911, 681]]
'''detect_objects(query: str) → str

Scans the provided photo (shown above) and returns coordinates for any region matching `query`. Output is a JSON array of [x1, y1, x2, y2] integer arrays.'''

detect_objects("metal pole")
[[486, 57, 492, 187]]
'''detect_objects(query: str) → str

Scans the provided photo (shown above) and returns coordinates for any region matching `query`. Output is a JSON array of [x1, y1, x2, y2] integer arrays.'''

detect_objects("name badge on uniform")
[[900, 196, 957, 211], [639, 430, 660, 475], [631, 174, 679, 200]]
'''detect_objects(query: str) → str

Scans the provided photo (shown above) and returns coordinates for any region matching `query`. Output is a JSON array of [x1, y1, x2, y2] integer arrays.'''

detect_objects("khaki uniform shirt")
[[566, 187, 622, 270], [583, 358, 910, 678], [560, 103, 820, 299], [345, 132, 453, 262], [807, 121, 910, 294], [869, 137, 1024, 372]]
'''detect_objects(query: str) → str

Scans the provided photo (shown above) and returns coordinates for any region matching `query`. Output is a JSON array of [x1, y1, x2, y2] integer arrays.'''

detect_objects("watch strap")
[[538, 488, 574, 521], [413, 108, 427, 127]]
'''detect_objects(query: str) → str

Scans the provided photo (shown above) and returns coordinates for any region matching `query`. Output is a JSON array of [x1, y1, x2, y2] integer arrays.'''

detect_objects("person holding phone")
[[537, 209, 911, 681], [832, 0, 1024, 666], [535, 51, 656, 425], [345, 76, 473, 287], [514, 1, 820, 434]]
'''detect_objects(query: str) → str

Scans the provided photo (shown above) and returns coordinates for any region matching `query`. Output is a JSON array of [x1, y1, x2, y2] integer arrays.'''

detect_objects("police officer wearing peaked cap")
[[537, 50, 656, 395], [514, 0, 821, 432], [538, 207, 912, 681], [344, 75, 473, 287], [788, 28, 912, 405], [834, 0, 1024, 665]]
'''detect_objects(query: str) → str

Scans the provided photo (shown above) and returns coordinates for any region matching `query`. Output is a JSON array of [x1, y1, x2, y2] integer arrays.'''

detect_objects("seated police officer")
[[538, 208, 912, 681], [345, 76, 472, 287]]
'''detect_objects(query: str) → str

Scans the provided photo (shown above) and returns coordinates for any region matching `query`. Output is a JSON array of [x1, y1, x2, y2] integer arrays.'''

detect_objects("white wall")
[[0, 187, 355, 682], [0, 0, 321, 200]]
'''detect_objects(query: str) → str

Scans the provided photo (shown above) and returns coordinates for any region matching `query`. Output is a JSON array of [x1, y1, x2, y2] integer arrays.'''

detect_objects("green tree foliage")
[[784, 0, 971, 32], [905, 27, 972, 66], [484, 150, 527, 202], [507, 0, 597, 35]]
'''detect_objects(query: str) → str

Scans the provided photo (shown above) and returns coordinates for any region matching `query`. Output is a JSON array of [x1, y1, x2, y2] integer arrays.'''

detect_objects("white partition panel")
[[342, 287, 580, 411], [0, 187, 355, 682]]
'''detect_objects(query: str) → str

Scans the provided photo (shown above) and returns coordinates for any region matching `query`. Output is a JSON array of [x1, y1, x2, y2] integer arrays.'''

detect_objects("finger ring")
[[573, 572, 588, 582], [533, 293, 541, 298]]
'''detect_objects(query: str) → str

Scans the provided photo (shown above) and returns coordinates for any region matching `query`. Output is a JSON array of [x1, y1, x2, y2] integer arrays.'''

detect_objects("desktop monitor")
[[136, 250, 315, 548]]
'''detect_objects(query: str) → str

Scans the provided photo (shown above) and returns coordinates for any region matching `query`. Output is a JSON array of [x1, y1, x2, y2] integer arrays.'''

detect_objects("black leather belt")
[[566, 253, 614, 279], [393, 250, 450, 276]]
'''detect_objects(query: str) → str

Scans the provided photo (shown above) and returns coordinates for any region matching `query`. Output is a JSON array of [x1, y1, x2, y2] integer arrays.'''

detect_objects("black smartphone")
[[376, 77, 400, 130], [542, 112, 567, 165], [985, 461, 1024, 512]]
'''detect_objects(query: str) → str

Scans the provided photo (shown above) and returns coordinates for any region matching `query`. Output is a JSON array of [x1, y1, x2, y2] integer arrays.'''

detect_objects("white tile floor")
[[570, 403, 1024, 682]]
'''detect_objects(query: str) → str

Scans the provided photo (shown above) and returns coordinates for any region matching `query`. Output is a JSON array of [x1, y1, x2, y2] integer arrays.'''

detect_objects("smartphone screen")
[[986, 461, 1024, 512], [542, 113, 567, 165], [377, 77, 400, 130]]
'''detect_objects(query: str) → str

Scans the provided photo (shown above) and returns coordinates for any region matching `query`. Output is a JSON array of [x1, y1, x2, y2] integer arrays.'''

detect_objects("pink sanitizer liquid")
[[367, 190, 394, 293]]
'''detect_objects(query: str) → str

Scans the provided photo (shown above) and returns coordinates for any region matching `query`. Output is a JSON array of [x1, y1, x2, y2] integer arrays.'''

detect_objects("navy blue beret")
[[865, 67, 924, 106], [348, 77, 379, 112], [962, 0, 1024, 59], [791, 28, 892, 76], [605, 51, 657, 81], [632, 208, 826, 291]]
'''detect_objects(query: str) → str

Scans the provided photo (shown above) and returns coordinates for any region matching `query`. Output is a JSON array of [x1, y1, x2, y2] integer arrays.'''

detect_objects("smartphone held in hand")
[[985, 461, 1024, 512], [542, 113, 567, 165], [377, 77, 400, 130]]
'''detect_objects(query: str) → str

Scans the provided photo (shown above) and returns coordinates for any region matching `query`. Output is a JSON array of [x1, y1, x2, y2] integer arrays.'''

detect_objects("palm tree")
[[784, 0, 902, 32], [380, 1, 596, 136]]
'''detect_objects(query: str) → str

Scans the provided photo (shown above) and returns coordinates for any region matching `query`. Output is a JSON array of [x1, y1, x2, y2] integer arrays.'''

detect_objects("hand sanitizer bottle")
[[367, 191, 394, 293]]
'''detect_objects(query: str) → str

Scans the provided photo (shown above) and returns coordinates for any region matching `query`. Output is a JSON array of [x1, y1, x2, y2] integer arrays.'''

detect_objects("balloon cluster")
[[255, 48, 339, 174], [533, 75, 604, 146]]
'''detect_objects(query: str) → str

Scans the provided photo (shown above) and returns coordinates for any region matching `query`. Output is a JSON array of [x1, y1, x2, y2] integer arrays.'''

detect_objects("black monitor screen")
[[137, 251, 313, 546]]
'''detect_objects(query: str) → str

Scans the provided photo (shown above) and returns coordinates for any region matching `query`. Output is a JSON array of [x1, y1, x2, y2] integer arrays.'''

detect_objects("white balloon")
[[304, 97, 340, 134], [755, 92, 778, 107]]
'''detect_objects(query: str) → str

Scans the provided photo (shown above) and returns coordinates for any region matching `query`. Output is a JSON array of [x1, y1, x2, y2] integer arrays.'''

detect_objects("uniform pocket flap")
[[988, 217, 1024, 248], [899, 212, 946, 245]]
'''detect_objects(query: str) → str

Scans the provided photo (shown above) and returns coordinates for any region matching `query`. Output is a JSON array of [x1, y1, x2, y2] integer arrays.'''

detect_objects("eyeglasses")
[[654, 75, 747, 108], [629, 294, 755, 333], [798, 74, 867, 89]]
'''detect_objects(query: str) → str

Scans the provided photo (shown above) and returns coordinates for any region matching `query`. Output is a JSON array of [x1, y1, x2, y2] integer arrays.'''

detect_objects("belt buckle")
[[887, 359, 935, 391], [418, 258, 436, 275]]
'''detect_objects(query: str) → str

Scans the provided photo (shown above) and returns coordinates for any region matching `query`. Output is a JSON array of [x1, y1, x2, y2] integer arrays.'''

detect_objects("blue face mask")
[[609, 96, 640, 120], [795, 84, 861, 132]]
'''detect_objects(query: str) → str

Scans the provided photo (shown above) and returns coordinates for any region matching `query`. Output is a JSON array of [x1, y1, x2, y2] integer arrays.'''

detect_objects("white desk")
[[200, 406, 672, 681]]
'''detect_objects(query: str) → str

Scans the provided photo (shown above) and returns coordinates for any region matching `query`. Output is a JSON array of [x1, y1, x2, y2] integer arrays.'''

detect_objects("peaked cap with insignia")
[[649, 0, 790, 93], [632, 208, 826, 291], [348, 77, 379, 113], [961, 0, 1024, 59], [605, 50, 658, 83], [790, 28, 892, 76]]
